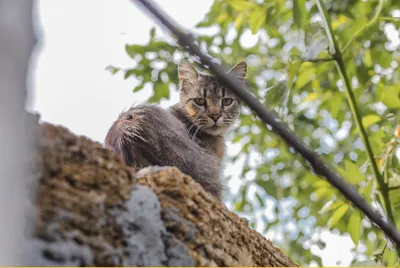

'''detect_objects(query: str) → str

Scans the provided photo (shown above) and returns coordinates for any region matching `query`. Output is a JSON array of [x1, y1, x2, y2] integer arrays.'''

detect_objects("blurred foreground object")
[[0, 0, 37, 265]]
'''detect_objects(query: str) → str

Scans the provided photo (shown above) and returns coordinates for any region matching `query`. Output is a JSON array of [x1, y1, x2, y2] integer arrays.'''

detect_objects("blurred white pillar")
[[0, 0, 36, 265]]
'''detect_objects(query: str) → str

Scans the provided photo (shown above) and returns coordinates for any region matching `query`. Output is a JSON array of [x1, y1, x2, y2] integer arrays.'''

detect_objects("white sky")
[[30, 0, 214, 143], [29, 0, 360, 266]]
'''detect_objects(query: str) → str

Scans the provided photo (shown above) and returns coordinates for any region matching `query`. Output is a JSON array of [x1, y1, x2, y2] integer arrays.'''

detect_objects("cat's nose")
[[209, 114, 221, 122]]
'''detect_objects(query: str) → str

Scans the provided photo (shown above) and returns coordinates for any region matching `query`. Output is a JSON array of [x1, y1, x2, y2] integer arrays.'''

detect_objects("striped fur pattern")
[[105, 105, 223, 199], [171, 61, 247, 164]]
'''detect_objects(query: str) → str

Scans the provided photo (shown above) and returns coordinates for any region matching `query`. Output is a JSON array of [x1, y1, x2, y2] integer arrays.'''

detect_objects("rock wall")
[[30, 123, 297, 266]]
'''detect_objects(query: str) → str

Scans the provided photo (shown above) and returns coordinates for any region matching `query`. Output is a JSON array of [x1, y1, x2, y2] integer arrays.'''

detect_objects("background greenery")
[[108, 0, 400, 265]]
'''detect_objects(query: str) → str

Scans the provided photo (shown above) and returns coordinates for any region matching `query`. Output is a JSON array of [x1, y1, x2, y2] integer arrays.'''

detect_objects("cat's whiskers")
[[187, 114, 203, 138], [222, 118, 240, 126], [192, 124, 203, 140], [196, 118, 209, 125], [187, 123, 197, 136], [122, 124, 148, 143]]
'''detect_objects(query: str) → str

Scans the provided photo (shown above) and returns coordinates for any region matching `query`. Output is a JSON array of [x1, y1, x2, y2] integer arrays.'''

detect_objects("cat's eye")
[[222, 98, 233, 106], [194, 98, 206, 106]]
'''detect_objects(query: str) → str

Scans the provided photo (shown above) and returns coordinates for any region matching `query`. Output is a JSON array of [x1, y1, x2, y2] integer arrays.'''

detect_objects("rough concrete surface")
[[31, 123, 297, 266]]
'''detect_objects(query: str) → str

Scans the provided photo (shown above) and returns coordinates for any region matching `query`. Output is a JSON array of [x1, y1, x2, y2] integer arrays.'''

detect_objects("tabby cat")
[[170, 60, 247, 166], [105, 104, 223, 199]]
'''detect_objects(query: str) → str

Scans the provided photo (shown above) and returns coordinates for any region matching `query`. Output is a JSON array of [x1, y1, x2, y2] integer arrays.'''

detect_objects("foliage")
[[108, 0, 400, 265]]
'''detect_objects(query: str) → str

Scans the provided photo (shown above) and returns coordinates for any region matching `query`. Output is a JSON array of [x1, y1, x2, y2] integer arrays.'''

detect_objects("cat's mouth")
[[203, 124, 228, 136], [208, 123, 222, 131]]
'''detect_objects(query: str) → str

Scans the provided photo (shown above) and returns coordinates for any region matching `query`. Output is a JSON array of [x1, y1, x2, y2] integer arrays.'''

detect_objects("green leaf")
[[302, 92, 320, 102], [329, 203, 349, 228], [371, 48, 393, 68], [314, 187, 333, 200], [125, 44, 147, 58], [227, 0, 256, 11], [249, 8, 267, 34], [293, 0, 308, 28], [329, 93, 343, 118], [133, 84, 144, 92], [295, 62, 315, 89], [149, 82, 170, 102], [348, 209, 362, 245], [319, 200, 345, 214], [389, 188, 400, 221], [364, 49, 373, 67], [234, 12, 245, 29], [263, 82, 288, 109], [362, 179, 374, 202], [332, 14, 351, 30], [287, 60, 302, 89], [196, 19, 213, 28], [216, 11, 229, 24], [369, 129, 385, 156], [381, 84, 400, 109], [304, 23, 326, 55], [361, 114, 381, 129], [105, 65, 120, 75], [313, 179, 330, 188], [149, 27, 156, 39], [125, 69, 137, 79], [255, 193, 264, 206], [383, 248, 399, 266], [344, 160, 365, 184], [195, 0, 223, 28]]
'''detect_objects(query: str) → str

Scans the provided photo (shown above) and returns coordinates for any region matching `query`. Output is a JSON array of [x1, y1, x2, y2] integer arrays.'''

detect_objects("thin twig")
[[388, 186, 400, 191], [378, 185, 400, 191], [379, 17, 400, 23], [316, 0, 399, 256], [300, 57, 336, 63], [341, 0, 385, 53], [133, 0, 400, 248], [374, 244, 387, 263], [290, 54, 336, 63]]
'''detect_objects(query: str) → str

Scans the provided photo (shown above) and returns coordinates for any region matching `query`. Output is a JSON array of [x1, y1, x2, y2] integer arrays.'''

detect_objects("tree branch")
[[379, 17, 400, 24], [316, 0, 399, 256], [300, 57, 336, 63], [133, 0, 400, 249], [388, 186, 400, 191], [341, 0, 385, 53]]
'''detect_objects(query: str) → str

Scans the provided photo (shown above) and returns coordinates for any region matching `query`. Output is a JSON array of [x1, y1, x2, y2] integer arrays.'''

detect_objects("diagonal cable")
[[132, 0, 400, 248]]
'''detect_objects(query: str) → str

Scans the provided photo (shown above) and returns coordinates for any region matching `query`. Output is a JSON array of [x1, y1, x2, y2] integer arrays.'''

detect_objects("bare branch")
[[300, 57, 336, 63], [388, 186, 400, 191]]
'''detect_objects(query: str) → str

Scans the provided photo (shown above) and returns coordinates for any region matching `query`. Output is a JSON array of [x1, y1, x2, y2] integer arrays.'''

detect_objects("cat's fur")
[[105, 104, 222, 199], [170, 60, 247, 165]]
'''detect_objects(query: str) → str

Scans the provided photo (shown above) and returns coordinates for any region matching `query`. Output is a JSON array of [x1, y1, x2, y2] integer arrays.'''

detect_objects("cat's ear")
[[228, 61, 247, 82], [178, 60, 198, 82]]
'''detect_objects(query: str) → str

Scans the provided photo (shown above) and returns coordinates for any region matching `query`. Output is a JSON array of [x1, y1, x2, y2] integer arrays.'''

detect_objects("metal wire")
[[133, 0, 400, 249]]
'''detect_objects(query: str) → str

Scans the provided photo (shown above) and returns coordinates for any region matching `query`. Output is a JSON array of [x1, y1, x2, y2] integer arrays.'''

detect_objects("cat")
[[170, 60, 247, 166], [104, 61, 246, 199], [104, 104, 223, 199]]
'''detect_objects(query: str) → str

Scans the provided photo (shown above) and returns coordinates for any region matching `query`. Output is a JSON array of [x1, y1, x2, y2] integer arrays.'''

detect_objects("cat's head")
[[177, 60, 247, 136]]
